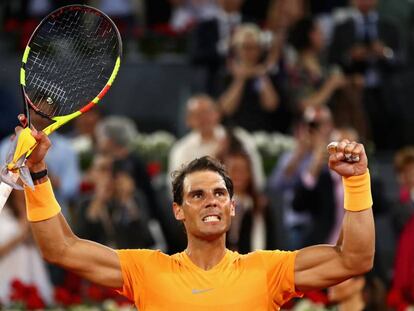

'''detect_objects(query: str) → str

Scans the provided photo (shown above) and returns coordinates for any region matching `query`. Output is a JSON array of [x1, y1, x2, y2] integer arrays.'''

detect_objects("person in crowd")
[[75, 153, 161, 250], [168, 0, 218, 32], [329, 0, 403, 149], [265, 0, 305, 67], [189, 0, 251, 93], [217, 23, 284, 132], [0, 191, 53, 306], [392, 146, 414, 236], [288, 16, 368, 141], [70, 106, 102, 159], [267, 106, 333, 249], [289, 109, 341, 247], [22, 118, 374, 309], [220, 149, 278, 253], [0, 86, 19, 141], [96, 0, 139, 43], [168, 94, 265, 191], [292, 123, 389, 245], [94, 116, 160, 220], [388, 213, 414, 310], [328, 274, 387, 311]]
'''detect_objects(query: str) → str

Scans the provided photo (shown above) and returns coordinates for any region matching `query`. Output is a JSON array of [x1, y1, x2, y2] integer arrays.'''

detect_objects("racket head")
[[20, 5, 122, 123]]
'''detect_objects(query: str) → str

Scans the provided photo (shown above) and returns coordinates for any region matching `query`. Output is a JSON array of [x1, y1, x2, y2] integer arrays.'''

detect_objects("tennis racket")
[[0, 4, 122, 212]]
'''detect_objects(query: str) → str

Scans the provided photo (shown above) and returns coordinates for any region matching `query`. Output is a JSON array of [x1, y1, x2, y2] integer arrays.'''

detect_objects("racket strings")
[[24, 7, 120, 117]]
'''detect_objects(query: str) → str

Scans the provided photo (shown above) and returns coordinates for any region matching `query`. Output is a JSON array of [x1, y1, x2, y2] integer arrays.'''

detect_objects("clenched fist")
[[327, 140, 368, 177]]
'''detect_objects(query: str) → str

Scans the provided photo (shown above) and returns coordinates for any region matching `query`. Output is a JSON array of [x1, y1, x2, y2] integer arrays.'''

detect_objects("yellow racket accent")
[[108, 57, 121, 86], [20, 68, 26, 86], [22, 46, 30, 63], [43, 111, 82, 135]]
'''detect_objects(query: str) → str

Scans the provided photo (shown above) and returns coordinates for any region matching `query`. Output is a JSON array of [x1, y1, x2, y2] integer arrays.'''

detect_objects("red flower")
[[64, 272, 82, 293], [387, 289, 410, 311], [9, 279, 45, 310], [304, 290, 329, 305], [26, 292, 45, 310], [71, 294, 82, 305], [87, 283, 104, 301], [147, 161, 161, 177], [54, 286, 73, 306], [9, 279, 26, 301]]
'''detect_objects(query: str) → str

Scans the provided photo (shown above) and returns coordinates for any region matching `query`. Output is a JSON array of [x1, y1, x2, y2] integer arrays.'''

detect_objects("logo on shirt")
[[191, 288, 214, 295]]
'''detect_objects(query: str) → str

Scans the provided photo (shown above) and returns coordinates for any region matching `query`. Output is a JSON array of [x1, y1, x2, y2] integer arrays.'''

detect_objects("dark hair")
[[394, 146, 414, 173], [171, 156, 234, 205], [289, 17, 315, 52], [220, 149, 259, 207], [363, 273, 387, 311]]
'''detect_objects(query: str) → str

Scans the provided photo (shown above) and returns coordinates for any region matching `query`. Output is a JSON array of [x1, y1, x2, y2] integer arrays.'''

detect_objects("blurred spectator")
[[94, 116, 161, 222], [189, 0, 250, 93], [168, 0, 218, 32], [292, 124, 389, 247], [264, 0, 305, 69], [0, 86, 19, 141], [27, 0, 52, 18], [267, 106, 333, 249], [388, 214, 414, 310], [75, 153, 161, 249], [328, 274, 387, 311], [329, 0, 403, 149], [0, 111, 81, 220], [168, 94, 265, 190], [266, 0, 305, 35], [392, 146, 414, 236], [217, 23, 282, 132], [92, 0, 143, 50], [290, 107, 337, 246], [288, 17, 345, 111], [288, 16, 368, 141], [0, 191, 53, 306], [221, 150, 277, 253], [309, 0, 347, 16], [69, 108, 103, 171]]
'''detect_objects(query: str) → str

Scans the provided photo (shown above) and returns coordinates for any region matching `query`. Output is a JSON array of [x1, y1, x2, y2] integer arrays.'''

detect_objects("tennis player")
[[23, 125, 374, 310]]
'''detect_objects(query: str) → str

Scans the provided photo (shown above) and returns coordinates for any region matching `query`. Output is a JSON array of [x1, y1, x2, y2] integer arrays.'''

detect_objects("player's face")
[[174, 171, 235, 241]]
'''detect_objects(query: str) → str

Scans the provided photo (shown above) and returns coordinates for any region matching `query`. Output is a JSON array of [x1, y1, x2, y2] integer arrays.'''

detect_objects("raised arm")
[[24, 128, 123, 288], [294, 140, 375, 291]]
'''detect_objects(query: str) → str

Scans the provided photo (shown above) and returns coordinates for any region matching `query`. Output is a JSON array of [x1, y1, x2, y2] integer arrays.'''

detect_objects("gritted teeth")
[[202, 215, 221, 222]]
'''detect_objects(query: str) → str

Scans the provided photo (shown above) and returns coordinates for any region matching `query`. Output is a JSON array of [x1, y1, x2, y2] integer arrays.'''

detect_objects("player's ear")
[[230, 200, 236, 217], [173, 202, 185, 221]]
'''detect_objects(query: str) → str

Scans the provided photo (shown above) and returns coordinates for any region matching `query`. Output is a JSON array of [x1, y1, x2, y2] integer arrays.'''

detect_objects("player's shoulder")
[[239, 250, 299, 266], [116, 249, 171, 264]]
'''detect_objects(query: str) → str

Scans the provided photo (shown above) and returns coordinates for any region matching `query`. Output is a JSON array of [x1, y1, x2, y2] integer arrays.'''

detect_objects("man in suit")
[[329, 0, 403, 150], [189, 0, 253, 94]]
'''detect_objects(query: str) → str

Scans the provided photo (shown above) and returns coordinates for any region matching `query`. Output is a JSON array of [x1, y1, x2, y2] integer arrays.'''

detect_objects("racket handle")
[[0, 172, 19, 214]]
